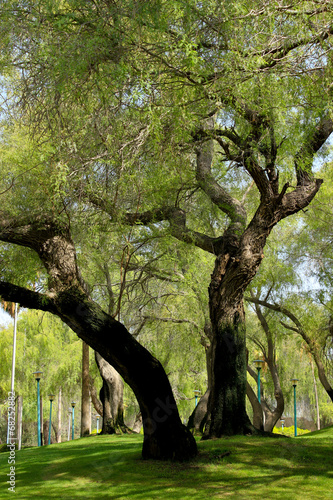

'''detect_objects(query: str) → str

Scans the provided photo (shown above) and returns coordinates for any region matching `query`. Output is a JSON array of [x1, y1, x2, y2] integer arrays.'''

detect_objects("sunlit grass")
[[0, 427, 332, 499]]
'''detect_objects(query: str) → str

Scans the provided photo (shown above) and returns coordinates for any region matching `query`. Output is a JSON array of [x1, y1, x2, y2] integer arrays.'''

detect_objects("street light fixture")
[[33, 371, 43, 447], [48, 395, 55, 445], [71, 402, 76, 440], [254, 360, 265, 403], [291, 378, 299, 437], [194, 390, 201, 407]]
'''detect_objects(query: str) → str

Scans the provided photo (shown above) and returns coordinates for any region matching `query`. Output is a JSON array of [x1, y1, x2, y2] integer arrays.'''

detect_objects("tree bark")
[[188, 321, 212, 433], [246, 381, 264, 431], [81, 341, 91, 437], [57, 388, 62, 443], [95, 352, 128, 434], [248, 295, 284, 432], [0, 219, 197, 460]]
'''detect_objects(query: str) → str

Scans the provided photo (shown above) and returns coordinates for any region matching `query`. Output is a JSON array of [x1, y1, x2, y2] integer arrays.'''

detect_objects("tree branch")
[[0, 281, 56, 313]]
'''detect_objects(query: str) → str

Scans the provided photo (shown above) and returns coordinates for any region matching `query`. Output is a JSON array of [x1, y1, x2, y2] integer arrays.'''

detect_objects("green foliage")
[[0, 309, 82, 443], [272, 426, 310, 437]]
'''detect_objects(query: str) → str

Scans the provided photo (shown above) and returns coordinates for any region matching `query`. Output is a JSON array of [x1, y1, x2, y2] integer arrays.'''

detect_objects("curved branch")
[[196, 140, 247, 236], [0, 281, 57, 313], [295, 115, 333, 185]]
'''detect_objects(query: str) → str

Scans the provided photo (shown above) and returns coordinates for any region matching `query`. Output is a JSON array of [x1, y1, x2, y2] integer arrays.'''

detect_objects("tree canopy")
[[0, 0, 333, 457]]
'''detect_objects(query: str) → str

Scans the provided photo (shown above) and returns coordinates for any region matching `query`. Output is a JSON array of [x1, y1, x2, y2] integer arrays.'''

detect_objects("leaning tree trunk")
[[55, 287, 196, 460], [95, 352, 128, 434], [0, 219, 197, 460]]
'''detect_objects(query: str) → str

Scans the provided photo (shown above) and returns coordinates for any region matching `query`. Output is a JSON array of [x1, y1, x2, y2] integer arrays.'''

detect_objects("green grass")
[[1, 427, 333, 499]]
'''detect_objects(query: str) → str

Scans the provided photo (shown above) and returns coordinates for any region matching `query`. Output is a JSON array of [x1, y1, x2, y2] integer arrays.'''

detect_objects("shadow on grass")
[[1, 430, 333, 499]]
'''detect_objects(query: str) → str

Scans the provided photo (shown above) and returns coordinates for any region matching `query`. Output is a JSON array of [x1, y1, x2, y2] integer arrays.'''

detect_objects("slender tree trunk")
[[311, 359, 321, 431], [81, 341, 91, 437], [188, 321, 212, 433], [95, 352, 127, 434], [246, 381, 264, 431], [132, 412, 143, 433], [57, 388, 62, 443]]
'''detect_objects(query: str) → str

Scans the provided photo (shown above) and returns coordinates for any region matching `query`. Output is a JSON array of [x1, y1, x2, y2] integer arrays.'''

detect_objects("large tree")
[[1, 0, 333, 444]]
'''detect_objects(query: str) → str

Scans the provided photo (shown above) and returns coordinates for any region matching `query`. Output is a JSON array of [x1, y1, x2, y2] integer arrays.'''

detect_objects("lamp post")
[[291, 378, 299, 437], [254, 360, 265, 403], [33, 371, 43, 447], [96, 415, 100, 435], [194, 390, 201, 407], [48, 395, 55, 445], [71, 402, 76, 440]]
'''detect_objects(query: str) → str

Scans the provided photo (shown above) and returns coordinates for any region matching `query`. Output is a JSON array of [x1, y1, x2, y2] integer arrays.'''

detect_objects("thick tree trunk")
[[54, 286, 197, 460], [204, 226, 267, 438], [205, 300, 253, 437], [81, 341, 91, 437]]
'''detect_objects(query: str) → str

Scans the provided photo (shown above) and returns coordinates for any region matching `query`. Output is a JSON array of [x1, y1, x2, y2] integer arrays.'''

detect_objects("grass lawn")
[[1, 426, 333, 499]]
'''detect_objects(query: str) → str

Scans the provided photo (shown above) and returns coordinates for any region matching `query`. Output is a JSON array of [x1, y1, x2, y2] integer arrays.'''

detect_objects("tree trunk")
[[95, 352, 127, 434], [55, 286, 197, 460], [132, 412, 143, 433], [204, 225, 268, 438], [0, 219, 198, 459], [205, 299, 252, 437], [246, 381, 264, 431], [188, 321, 212, 433], [311, 358, 321, 431], [81, 341, 91, 437], [57, 388, 62, 443]]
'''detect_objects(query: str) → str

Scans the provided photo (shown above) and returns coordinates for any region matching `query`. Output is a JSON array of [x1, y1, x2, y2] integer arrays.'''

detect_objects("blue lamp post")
[[194, 390, 201, 407], [48, 395, 55, 445], [33, 371, 43, 447], [254, 360, 265, 403], [71, 402, 76, 440], [291, 378, 299, 437]]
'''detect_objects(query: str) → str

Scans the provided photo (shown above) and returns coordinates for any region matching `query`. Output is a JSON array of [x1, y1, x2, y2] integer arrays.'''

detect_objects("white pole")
[[10, 303, 18, 394], [7, 303, 18, 444]]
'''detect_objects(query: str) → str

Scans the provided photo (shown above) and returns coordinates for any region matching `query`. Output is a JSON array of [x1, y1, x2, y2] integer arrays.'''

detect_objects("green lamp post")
[[71, 402, 76, 440], [291, 379, 299, 437], [33, 371, 43, 447], [194, 390, 201, 407], [48, 395, 55, 445], [254, 360, 265, 403]]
